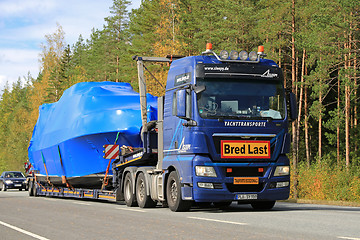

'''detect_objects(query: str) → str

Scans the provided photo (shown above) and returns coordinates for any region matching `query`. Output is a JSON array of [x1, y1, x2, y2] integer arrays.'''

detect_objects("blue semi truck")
[[29, 44, 297, 212]]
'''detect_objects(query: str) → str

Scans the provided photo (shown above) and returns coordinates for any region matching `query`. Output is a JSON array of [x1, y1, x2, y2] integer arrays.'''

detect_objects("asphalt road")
[[0, 190, 359, 240]]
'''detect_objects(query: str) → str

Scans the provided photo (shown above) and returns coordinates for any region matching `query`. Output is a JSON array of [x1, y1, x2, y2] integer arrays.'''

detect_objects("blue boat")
[[28, 82, 157, 188]]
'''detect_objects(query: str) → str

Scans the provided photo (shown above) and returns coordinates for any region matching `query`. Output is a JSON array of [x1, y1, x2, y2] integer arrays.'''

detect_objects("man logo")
[[261, 69, 278, 78]]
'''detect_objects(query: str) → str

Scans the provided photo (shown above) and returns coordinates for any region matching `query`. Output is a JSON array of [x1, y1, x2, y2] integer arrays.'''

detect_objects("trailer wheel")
[[251, 201, 276, 210], [166, 171, 192, 212], [124, 173, 137, 207], [28, 180, 34, 196], [32, 182, 38, 197], [136, 172, 157, 208]]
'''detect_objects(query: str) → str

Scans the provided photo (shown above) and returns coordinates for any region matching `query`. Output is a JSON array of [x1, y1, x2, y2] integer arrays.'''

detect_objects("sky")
[[0, 0, 141, 91]]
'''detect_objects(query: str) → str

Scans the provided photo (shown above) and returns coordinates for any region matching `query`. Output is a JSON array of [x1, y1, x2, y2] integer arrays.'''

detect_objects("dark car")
[[0, 171, 27, 191]]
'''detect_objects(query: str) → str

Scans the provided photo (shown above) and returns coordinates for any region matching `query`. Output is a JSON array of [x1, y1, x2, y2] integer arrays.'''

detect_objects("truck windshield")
[[196, 78, 285, 120]]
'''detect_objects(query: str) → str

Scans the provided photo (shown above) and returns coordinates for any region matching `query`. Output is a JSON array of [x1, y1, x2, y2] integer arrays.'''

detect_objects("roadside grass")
[[289, 161, 360, 207]]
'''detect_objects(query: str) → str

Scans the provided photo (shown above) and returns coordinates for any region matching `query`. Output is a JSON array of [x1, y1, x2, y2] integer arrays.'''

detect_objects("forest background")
[[1, 0, 360, 202]]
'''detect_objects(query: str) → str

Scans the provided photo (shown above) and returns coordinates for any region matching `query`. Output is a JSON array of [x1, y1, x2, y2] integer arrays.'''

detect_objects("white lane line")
[[116, 207, 146, 213], [338, 237, 360, 240], [188, 216, 248, 225], [0, 220, 50, 240]]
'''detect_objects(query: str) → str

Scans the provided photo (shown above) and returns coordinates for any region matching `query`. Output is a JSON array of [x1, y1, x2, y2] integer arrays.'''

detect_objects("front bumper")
[[3, 182, 27, 190], [192, 178, 290, 202], [190, 155, 290, 202]]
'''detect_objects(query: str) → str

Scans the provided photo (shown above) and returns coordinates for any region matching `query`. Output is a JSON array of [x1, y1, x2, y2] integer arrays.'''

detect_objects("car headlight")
[[195, 166, 217, 177], [5, 180, 13, 184], [274, 166, 290, 176]]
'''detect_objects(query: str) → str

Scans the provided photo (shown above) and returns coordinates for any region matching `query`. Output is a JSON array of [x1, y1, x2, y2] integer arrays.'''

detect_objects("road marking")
[[188, 216, 248, 225], [0, 220, 50, 240], [116, 207, 146, 213], [338, 237, 360, 240]]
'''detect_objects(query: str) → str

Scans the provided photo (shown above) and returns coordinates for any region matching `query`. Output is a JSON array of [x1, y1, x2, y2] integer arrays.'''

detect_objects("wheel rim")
[[169, 179, 177, 203], [138, 179, 145, 202], [125, 179, 131, 201]]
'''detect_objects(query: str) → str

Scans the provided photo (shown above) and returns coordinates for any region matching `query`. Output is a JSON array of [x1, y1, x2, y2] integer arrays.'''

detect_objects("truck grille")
[[226, 183, 265, 193], [225, 167, 267, 177]]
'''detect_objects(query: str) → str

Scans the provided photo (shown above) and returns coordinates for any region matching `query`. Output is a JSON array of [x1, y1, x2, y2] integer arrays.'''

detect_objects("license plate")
[[234, 177, 259, 185], [221, 140, 270, 159], [236, 194, 258, 200], [15, 184, 22, 187]]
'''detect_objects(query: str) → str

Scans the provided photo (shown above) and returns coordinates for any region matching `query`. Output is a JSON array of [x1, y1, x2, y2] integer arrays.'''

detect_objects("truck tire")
[[166, 171, 192, 212], [32, 182, 38, 197], [124, 173, 137, 207], [28, 181, 34, 196], [251, 201, 276, 210], [136, 172, 157, 208]]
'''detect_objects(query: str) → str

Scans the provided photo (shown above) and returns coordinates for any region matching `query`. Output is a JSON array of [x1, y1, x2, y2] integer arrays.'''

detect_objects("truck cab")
[[159, 45, 296, 211]]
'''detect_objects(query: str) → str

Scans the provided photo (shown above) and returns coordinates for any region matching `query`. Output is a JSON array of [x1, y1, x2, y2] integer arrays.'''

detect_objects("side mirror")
[[288, 91, 298, 121], [176, 89, 187, 119]]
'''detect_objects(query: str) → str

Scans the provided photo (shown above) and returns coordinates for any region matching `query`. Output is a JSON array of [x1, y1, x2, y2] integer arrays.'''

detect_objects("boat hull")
[[28, 82, 157, 186]]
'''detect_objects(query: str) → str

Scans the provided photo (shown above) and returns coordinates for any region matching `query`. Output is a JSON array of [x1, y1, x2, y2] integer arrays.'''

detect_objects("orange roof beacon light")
[[202, 43, 214, 55], [258, 45, 264, 54], [257, 45, 267, 58]]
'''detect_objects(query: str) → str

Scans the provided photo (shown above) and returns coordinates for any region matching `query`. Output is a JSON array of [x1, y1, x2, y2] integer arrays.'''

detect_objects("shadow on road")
[[2, 191, 360, 214], [188, 201, 360, 213]]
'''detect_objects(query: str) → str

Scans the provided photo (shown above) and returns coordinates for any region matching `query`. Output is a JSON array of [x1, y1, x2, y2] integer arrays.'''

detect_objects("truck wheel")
[[32, 182, 38, 197], [124, 173, 137, 207], [166, 171, 192, 212], [28, 181, 34, 196], [136, 172, 157, 208], [251, 201, 276, 210]]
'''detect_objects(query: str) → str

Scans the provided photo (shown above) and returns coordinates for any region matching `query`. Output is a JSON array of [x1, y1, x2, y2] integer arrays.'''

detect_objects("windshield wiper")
[[258, 116, 273, 122], [217, 115, 274, 122]]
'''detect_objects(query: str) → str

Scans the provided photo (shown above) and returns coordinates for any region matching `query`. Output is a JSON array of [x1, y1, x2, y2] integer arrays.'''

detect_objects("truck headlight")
[[198, 182, 214, 189], [195, 166, 217, 177], [5, 180, 13, 184], [276, 181, 289, 188], [274, 166, 290, 176]]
